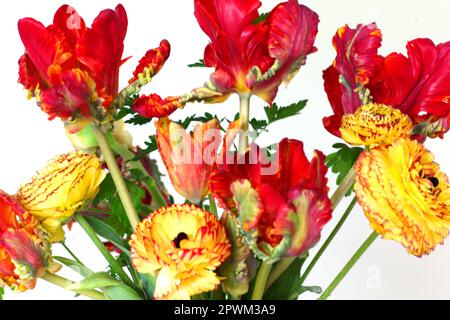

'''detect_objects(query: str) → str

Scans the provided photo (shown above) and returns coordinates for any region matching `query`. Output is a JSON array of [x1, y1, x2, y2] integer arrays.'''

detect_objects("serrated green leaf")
[[188, 59, 206, 68], [66, 272, 120, 291], [53, 256, 93, 278], [125, 114, 153, 126], [326, 144, 363, 194], [83, 216, 131, 256], [130, 136, 158, 162]]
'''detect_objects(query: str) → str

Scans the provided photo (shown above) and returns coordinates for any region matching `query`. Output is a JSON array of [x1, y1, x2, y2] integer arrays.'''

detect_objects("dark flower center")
[[427, 177, 439, 188], [173, 232, 189, 248]]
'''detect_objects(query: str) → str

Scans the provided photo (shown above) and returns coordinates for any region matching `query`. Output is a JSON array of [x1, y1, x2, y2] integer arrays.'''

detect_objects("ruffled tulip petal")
[[129, 40, 171, 84]]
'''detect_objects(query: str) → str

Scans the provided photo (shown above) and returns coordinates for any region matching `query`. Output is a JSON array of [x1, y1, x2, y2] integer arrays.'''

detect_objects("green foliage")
[[253, 12, 269, 24], [130, 136, 158, 162], [0, 287, 4, 300], [175, 112, 225, 131], [93, 173, 147, 236], [84, 216, 131, 256], [114, 97, 152, 126], [250, 100, 308, 137], [187, 59, 206, 68], [263, 257, 322, 300], [326, 143, 364, 189]]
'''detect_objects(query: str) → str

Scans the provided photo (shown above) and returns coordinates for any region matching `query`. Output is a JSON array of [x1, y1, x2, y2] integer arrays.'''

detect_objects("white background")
[[1, 0, 450, 300]]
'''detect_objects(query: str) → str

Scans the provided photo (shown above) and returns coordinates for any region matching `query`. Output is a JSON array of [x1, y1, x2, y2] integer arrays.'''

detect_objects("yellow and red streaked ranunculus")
[[130, 204, 231, 300], [155, 117, 222, 203], [209, 139, 332, 262], [18, 5, 170, 121], [194, 0, 319, 104], [17, 152, 106, 242], [354, 138, 450, 257], [323, 23, 450, 138], [0, 191, 53, 292], [340, 103, 413, 147]]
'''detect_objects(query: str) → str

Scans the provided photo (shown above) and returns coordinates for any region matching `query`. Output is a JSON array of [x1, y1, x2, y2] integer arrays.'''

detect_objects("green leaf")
[[66, 272, 121, 291], [326, 143, 363, 191], [138, 273, 156, 299], [93, 173, 115, 206], [103, 285, 143, 300], [125, 114, 152, 126], [264, 100, 308, 124], [83, 216, 131, 256], [130, 136, 158, 162], [253, 12, 269, 25], [0, 287, 4, 300], [262, 257, 321, 300], [188, 59, 206, 68], [53, 256, 93, 278]]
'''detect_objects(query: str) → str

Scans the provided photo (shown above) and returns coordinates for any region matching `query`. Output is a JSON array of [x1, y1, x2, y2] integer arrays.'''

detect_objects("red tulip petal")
[[129, 40, 171, 84], [76, 4, 127, 97], [132, 94, 181, 119]]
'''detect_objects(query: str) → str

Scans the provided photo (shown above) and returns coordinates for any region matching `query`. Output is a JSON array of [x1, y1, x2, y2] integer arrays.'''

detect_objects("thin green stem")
[[251, 262, 272, 300], [105, 131, 167, 209], [40, 272, 106, 300], [238, 94, 251, 155], [263, 170, 358, 291], [61, 242, 84, 266], [299, 196, 358, 286], [318, 231, 378, 300], [265, 257, 296, 291], [209, 194, 218, 217], [74, 213, 134, 287], [330, 168, 356, 210], [91, 124, 140, 229]]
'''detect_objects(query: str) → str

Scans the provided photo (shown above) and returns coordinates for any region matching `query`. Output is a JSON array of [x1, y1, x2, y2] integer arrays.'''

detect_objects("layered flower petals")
[[323, 23, 450, 138], [129, 40, 171, 84], [133, 94, 181, 119], [18, 4, 130, 120], [0, 191, 52, 291], [368, 38, 450, 126], [354, 138, 450, 256], [155, 118, 222, 203], [340, 103, 413, 147], [194, 0, 318, 104], [129, 204, 231, 300], [17, 151, 106, 242], [210, 139, 332, 261]]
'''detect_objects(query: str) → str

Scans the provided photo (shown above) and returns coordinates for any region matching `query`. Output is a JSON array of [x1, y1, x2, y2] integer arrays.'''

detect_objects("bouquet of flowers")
[[1, 0, 449, 301]]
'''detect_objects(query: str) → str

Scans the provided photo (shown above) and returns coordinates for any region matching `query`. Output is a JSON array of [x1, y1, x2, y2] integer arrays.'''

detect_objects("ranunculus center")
[[427, 177, 439, 188], [173, 232, 189, 248]]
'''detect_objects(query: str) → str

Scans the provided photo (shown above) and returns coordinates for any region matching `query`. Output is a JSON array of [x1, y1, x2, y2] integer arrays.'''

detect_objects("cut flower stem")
[[40, 272, 106, 300], [318, 231, 378, 300], [91, 124, 141, 229]]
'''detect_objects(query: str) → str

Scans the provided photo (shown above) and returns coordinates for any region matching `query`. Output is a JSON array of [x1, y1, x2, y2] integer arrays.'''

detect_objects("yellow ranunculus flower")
[[354, 138, 450, 256], [340, 103, 413, 147], [17, 151, 106, 242], [130, 204, 231, 300]]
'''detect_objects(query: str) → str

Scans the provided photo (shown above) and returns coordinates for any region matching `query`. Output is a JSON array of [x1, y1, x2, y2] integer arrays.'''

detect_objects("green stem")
[[251, 262, 272, 300], [209, 194, 218, 217], [61, 242, 84, 266], [330, 168, 356, 210], [238, 94, 251, 155], [299, 196, 358, 286], [91, 125, 141, 229], [40, 272, 106, 300], [106, 131, 168, 209], [318, 231, 378, 300], [265, 257, 296, 291], [74, 213, 134, 287]]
